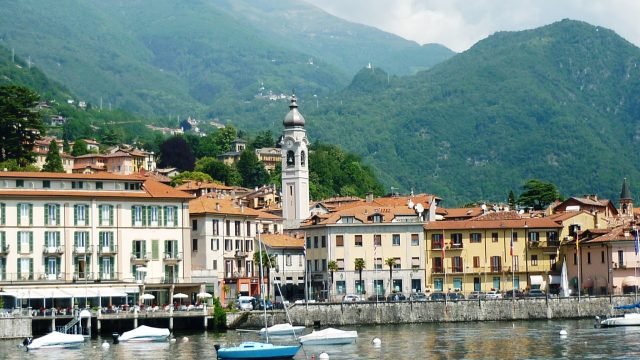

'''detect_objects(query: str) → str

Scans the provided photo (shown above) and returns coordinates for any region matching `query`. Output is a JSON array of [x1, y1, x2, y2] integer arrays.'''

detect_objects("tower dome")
[[283, 95, 305, 127]]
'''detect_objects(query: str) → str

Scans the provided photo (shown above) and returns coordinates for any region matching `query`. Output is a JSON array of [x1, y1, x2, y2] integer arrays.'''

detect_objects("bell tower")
[[281, 95, 310, 229], [620, 178, 634, 218]]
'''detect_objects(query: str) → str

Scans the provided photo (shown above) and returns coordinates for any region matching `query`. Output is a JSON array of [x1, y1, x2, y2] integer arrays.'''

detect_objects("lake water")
[[2, 319, 640, 359]]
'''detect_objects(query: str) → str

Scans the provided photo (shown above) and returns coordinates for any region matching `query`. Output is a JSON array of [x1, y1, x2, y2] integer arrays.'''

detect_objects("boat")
[[299, 327, 358, 345], [596, 303, 640, 327], [259, 323, 306, 337], [117, 325, 170, 342], [23, 331, 85, 350], [215, 232, 300, 359]]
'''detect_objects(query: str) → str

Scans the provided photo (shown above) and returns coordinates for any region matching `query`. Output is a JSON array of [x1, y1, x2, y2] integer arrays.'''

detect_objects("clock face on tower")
[[285, 139, 293, 147]]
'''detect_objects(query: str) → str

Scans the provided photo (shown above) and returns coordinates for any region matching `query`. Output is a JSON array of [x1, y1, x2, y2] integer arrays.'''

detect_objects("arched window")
[[300, 151, 306, 167], [286, 150, 295, 167]]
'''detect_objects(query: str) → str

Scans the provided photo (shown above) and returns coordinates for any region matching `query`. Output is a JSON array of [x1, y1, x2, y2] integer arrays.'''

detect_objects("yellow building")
[[424, 211, 563, 295]]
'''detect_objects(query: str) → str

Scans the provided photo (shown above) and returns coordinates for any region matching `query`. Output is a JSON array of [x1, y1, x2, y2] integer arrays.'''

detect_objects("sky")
[[304, 0, 640, 52]]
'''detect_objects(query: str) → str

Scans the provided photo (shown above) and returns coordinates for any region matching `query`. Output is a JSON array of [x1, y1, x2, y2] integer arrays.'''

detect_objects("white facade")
[[281, 95, 310, 229]]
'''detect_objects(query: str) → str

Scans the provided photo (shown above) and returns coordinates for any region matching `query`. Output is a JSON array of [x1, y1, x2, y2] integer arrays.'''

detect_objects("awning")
[[623, 276, 638, 287], [582, 278, 594, 288], [549, 275, 561, 285], [530, 275, 544, 285], [4, 286, 133, 299]]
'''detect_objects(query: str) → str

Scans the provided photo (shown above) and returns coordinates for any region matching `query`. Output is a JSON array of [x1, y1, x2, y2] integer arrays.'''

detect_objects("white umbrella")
[[197, 292, 212, 299], [172, 292, 188, 305], [141, 293, 155, 300]]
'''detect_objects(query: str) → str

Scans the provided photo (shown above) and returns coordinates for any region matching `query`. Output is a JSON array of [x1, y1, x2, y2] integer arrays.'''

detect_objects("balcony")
[[0, 244, 9, 255], [528, 239, 560, 248], [432, 266, 444, 274], [431, 241, 444, 250], [490, 266, 503, 273], [451, 266, 463, 273], [73, 272, 94, 281], [97, 272, 119, 281], [130, 252, 150, 265], [73, 245, 93, 255], [38, 272, 65, 281], [234, 250, 248, 258], [43, 245, 64, 255], [98, 245, 118, 255], [163, 251, 183, 264], [448, 242, 463, 250]]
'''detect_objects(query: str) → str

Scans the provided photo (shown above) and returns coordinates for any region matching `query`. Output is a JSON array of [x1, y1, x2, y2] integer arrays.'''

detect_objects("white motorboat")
[[117, 325, 170, 342], [598, 313, 640, 327], [24, 331, 85, 350], [259, 323, 305, 337], [299, 327, 358, 345]]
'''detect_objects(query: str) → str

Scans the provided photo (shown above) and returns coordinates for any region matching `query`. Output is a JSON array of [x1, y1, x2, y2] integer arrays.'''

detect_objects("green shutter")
[[28, 204, 33, 225], [1, 203, 5, 225], [16, 232, 19, 253], [109, 233, 114, 252], [17, 204, 21, 226], [74, 257, 79, 274], [74, 205, 78, 225], [29, 258, 33, 279], [142, 240, 147, 259], [29, 232, 33, 253], [0, 231, 4, 249], [157, 206, 162, 226], [99, 205, 103, 224], [55, 232, 60, 247], [44, 231, 49, 247], [109, 205, 114, 226], [99, 258, 103, 275], [45, 204, 50, 225], [131, 206, 136, 226], [164, 240, 168, 256], [164, 265, 169, 282], [132, 240, 136, 258], [56, 205, 60, 225], [56, 257, 60, 275], [17, 258, 21, 275], [173, 206, 179, 227], [152, 240, 158, 260], [110, 256, 114, 277], [143, 206, 149, 226], [85, 206, 89, 226], [163, 206, 167, 226], [74, 232, 79, 248]]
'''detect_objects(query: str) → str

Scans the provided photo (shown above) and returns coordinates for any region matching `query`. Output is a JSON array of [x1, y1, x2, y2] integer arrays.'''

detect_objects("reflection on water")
[[2, 320, 640, 359]]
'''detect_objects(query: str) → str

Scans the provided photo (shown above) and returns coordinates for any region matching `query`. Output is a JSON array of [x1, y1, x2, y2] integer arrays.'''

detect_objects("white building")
[[0, 171, 194, 308], [261, 233, 305, 302]]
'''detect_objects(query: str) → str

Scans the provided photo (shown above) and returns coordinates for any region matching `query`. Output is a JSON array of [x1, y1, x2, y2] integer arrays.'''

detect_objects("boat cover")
[[118, 325, 170, 341], [614, 303, 640, 310], [27, 331, 84, 349], [299, 328, 358, 344]]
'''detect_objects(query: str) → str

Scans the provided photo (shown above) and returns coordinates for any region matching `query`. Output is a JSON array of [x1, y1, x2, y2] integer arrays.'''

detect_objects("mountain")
[[0, 0, 453, 118], [299, 20, 640, 205]]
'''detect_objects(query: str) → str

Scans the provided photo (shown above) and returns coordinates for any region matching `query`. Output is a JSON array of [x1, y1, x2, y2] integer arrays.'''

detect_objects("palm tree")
[[254, 251, 277, 299], [354, 258, 366, 294], [385, 258, 396, 293], [328, 260, 339, 301]]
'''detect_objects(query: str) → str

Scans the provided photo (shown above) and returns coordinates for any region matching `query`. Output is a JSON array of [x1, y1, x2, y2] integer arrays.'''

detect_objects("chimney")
[[215, 202, 220, 212], [366, 192, 373, 203]]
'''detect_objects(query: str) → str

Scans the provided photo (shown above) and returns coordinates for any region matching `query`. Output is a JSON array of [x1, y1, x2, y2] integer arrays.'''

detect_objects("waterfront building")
[[260, 233, 305, 301], [188, 195, 282, 304], [281, 95, 310, 229], [302, 194, 438, 301], [424, 211, 563, 294], [0, 171, 193, 307]]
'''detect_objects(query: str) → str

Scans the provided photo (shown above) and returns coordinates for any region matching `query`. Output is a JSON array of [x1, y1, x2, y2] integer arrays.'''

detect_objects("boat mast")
[[258, 225, 269, 343]]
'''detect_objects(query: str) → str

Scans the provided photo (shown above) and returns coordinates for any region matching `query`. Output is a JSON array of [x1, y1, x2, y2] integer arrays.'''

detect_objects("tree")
[[354, 258, 366, 295], [159, 136, 195, 171], [169, 171, 213, 186], [62, 139, 71, 153], [254, 250, 277, 300], [215, 125, 237, 153], [71, 139, 89, 156], [42, 140, 64, 172], [327, 260, 339, 301], [507, 190, 516, 208], [385, 258, 396, 292], [195, 157, 241, 186], [0, 85, 44, 166], [518, 179, 560, 210], [0, 159, 40, 172], [236, 150, 269, 188], [251, 129, 275, 149], [211, 297, 227, 330]]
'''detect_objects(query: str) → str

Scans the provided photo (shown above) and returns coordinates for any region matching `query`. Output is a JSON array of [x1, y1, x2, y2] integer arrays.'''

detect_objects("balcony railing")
[[97, 272, 119, 281], [73, 245, 93, 255], [431, 241, 444, 250], [234, 250, 248, 258], [449, 242, 463, 250], [0, 272, 68, 282], [451, 266, 463, 273], [528, 239, 560, 248], [0, 244, 10, 254], [98, 245, 118, 255], [73, 272, 94, 281], [131, 252, 151, 262], [432, 266, 444, 274], [43, 245, 65, 254], [163, 252, 183, 261], [490, 266, 503, 273]]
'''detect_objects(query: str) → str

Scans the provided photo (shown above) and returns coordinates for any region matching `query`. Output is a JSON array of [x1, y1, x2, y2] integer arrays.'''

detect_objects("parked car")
[[367, 294, 386, 302], [486, 290, 503, 300], [255, 298, 273, 310], [468, 291, 486, 300], [429, 292, 446, 301], [527, 289, 547, 298], [448, 292, 465, 301], [409, 292, 428, 302], [386, 293, 406, 302], [504, 289, 525, 299], [342, 294, 362, 302], [237, 296, 255, 311]]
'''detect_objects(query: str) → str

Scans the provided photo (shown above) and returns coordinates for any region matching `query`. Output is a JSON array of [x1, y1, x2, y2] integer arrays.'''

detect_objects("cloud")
[[304, 0, 640, 52]]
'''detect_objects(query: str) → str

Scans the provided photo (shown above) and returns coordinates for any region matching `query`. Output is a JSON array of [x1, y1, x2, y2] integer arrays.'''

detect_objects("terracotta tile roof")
[[547, 210, 591, 222], [176, 181, 233, 191], [424, 212, 562, 230], [260, 233, 304, 249], [442, 207, 483, 218], [0, 171, 144, 181], [303, 203, 424, 226], [74, 154, 106, 159], [189, 196, 281, 219]]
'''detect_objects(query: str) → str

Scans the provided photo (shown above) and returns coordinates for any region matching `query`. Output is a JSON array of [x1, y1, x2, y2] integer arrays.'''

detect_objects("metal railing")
[[131, 252, 151, 261], [73, 245, 93, 254], [0, 244, 9, 254], [163, 251, 183, 261], [43, 245, 65, 254], [98, 245, 118, 255]]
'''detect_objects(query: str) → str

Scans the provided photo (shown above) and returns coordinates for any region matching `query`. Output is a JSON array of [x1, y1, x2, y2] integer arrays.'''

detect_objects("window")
[[373, 280, 384, 295], [43, 180, 50, 189], [99, 205, 113, 226], [393, 279, 402, 292], [434, 278, 443, 291], [132, 205, 143, 226], [411, 234, 419, 246], [72, 181, 84, 189], [336, 281, 346, 294], [372, 214, 383, 223], [374, 257, 382, 270], [512, 232, 518, 242], [96, 181, 103, 190], [547, 231, 558, 242], [452, 256, 462, 272], [493, 277, 501, 290], [225, 239, 233, 251], [226, 220, 231, 236], [355, 280, 365, 294], [301, 151, 306, 167], [355, 235, 363, 247], [211, 238, 219, 251], [336, 235, 344, 247], [529, 232, 540, 242], [235, 239, 243, 252], [492, 233, 499, 242], [16, 179, 24, 188], [213, 220, 219, 235], [212, 260, 217, 270], [431, 233, 443, 249], [322, 259, 327, 271], [45, 203, 59, 226], [75, 204, 88, 226], [491, 256, 501, 272], [393, 258, 400, 270], [473, 256, 480, 268], [245, 239, 253, 252], [286, 255, 292, 266], [19, 231, 32, 253], [342, 216, 355, 223], [453, 278, 462, 291], [149, 206, 159, 224], [306, 237, 311, 249], [246, 221, 251, 237], [411, 257, 419, 269], [164, 206, 177, 227], [573, 253, 577, 265], [314, 260, 319, 272], [192, 238, 198, 252], [513, 276, 520, 290], [451, 233, 463, 248], [601, 251, 605, 264], [286, 150, 295, 166], [18, 203, 32, 225], [550, 254, 557, 271], [321, 236, 326, 248], [587, 252, 591, 264], [392, 234, 400, 246], [531, 255, 538, 266], [99, 231, 112, 251], [618, 250, 624, 267], [337, 258, 345, 271], [375, 234, 383, 247], [45, 231, 59, 248], [513, 255, 519, 271], [234, 221, 240, 236], [470, 233, 482, 243], [433, 257, 443, 273], [192, 219, 198, 231], [313, 236, 318, 248]]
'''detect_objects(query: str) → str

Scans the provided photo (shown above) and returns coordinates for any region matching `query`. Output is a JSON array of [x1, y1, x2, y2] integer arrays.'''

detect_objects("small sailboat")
[[299, 327, 358, 345], [597, 303, 640, 327], [117, 325, 170, 343], [215, 231, 300, 359], [23, 331, 85, 350], [259, 323, 305, 337]]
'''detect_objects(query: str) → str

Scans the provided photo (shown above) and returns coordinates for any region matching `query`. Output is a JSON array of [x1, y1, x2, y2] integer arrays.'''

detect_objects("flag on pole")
[[634, 228, 639, 256], [510, 231, 514, 256]]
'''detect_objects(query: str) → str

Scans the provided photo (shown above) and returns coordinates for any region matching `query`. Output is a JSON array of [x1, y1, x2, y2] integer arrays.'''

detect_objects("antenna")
[[415, 203, 424, 214], [407, 199, 414, 209]]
